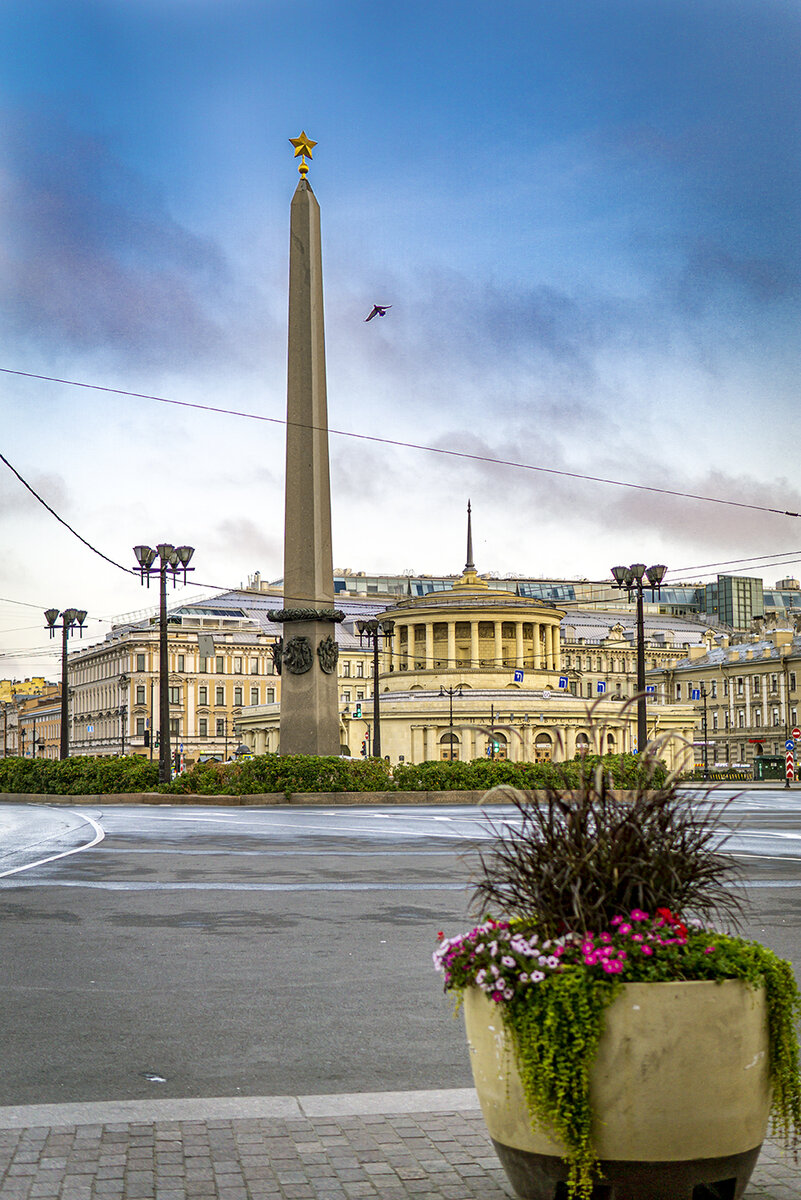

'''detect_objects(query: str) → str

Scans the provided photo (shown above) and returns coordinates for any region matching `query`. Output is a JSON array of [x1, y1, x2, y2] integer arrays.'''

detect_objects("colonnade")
[[392, 617, 561, 673]]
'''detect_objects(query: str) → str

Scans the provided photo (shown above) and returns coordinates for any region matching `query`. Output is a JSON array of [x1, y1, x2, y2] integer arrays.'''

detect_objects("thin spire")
[[465, 500, 475, 572]]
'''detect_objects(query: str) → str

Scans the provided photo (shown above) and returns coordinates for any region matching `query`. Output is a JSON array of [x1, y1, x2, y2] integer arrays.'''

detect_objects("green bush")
[[0, 755, 159, 795], [391, 752, 666, 793], [161, 753, 394, 796]]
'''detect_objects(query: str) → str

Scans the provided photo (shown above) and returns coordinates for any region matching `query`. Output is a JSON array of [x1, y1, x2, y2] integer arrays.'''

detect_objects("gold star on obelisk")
[[290, 131, 317, 177]]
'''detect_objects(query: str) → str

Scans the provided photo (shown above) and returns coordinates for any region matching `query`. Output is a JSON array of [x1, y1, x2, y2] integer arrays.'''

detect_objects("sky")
[[2, 0, 800, 679]]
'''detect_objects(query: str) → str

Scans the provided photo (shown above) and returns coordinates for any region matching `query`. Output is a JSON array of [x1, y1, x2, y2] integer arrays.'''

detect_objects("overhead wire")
[[3, 366, 800, 519]]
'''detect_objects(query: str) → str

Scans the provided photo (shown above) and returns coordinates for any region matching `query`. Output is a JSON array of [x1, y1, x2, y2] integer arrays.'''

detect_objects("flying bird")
[[365, 304, 392, 322]]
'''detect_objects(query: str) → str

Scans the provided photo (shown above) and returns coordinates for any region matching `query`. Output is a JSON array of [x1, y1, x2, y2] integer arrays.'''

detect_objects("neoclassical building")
[[238, 526, 696, 772]]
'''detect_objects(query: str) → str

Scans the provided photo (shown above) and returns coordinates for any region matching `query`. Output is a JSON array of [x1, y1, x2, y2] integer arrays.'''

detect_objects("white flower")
[[502, 955, 516, 968], [530, 971, 545, 983]]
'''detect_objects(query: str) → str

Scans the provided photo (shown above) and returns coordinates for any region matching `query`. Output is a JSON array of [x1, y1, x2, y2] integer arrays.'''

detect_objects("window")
[[356, 690, 364, 701], [250, 687, 259, 705], [215, 686, 224, 706], [199, 718, 208, 736], [216, 718, 225, 736], [737, 710, 745, 729], [250, 658, 259, 674], [266, 688, 275, 704], [136, 653, 146, 671], [216, 655, 224, 673], [168, 686, 181, 705], [342, 689, 351, 703], [234, 687, 243, 706], [198, 685, 208, 706], [234, 657, 243, 674], [771, 674, 779, 693], [753, 675, 761, 695], [723, 678, 729, 697], [711, 680, 718, 698], [754, 709, 762, 727], [135, 685, 146, 705], [177, 654, 185, 672], [136, 717, 145, 735], [169, 719, 179, 736], [724, 712, 730, 730], [773, 708, 781, 727], [342, 661, 351, 677], [791, 673, 797, 692], [712, 713, 718, 731], [675, 683, 681, 700], [356, 661, 364, 678], [736, 677, 743, 696], [199, 657, 209, 673]]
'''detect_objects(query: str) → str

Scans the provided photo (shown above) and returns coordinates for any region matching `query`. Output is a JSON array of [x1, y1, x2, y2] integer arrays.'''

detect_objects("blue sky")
[[2, 0, 800, 676]]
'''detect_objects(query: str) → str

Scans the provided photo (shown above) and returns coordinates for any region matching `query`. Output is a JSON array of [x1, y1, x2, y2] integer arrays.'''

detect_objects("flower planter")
[[464, 979, 772, 1200]]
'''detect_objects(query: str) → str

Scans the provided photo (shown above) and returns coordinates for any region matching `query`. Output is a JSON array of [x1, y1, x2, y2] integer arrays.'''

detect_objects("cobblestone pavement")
[[0, 1093, 797, 1199]]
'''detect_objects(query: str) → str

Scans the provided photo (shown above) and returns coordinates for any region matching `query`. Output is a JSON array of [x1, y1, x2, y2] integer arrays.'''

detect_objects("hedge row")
[[0, 751, 666, 796]]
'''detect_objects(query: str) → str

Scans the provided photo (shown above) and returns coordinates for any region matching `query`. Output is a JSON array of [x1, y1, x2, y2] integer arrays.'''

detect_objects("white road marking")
[[0, 811, 105, 878]]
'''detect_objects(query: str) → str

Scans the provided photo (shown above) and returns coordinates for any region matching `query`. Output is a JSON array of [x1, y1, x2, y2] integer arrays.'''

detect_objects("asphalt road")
[[0, 792, 799, 1108]]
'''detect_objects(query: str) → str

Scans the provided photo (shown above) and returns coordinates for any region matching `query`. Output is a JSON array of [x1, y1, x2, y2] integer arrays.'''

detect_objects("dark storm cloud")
[[0, 107, 256, 369]]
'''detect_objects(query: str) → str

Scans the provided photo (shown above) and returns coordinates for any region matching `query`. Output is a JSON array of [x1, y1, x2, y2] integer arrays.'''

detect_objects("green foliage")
[[161, 753, 394, 796], [392, 752, 666, 792], [0, 755, 159, 795]]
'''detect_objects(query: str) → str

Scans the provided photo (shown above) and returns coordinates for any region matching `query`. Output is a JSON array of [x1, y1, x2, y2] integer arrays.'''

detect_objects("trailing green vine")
[[436, 912, 801, 1200]]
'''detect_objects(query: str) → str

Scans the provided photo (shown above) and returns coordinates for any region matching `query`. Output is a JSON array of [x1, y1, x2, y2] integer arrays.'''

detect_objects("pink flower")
[[598, 933, 612, 943], [610, 915, 624, 926], [704, 946, 716, 954], [640, 945, 654, 956], [602, 960, 622, 973], [630, 909, 649, 921], [619, 923, 633, 935], [631, 933, 644, 942]]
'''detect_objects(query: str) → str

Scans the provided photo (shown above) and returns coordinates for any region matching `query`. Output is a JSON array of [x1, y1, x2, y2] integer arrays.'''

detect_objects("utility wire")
[[3, 366, 799, 519], [0, 450, 134, 575]]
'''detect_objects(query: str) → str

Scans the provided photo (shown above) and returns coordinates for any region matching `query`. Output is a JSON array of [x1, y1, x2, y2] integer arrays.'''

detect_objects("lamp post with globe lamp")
[[610, 563, 667, 756], [133, 544, 195, 783]]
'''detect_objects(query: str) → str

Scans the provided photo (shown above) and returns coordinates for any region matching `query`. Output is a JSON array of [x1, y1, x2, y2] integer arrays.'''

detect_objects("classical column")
[[447, 622, 456, 672], [470, 621, 479, 669], [425, 623, 434, 670], [494, 620, 503, 667], [515, 623, 524, 669], [276, 139, 341, 756]]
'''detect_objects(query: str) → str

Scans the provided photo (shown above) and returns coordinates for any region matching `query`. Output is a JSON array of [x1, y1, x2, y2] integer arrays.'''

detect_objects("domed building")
[[236, 508, 695, 771]]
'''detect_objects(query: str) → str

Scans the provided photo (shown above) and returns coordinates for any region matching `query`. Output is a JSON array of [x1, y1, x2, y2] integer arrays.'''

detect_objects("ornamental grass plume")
[[470, 747, 744, 936]]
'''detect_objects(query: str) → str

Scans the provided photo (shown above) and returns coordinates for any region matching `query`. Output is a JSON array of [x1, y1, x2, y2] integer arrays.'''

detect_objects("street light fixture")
[[610, 562, 667, 756], [439, 684, 464, 761], [44, 607, 87, 759], [133, 543, 195, 783], [356, 618, 395, 759], [119, 673, 129, 756]]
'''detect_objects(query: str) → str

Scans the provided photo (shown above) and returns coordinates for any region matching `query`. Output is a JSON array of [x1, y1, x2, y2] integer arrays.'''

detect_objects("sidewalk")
[[0, 1090, 797, 1200]]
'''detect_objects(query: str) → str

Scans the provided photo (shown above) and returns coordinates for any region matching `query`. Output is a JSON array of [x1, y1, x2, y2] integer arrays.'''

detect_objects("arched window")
[[440, 731, 460, 761], [534, 732, 552, 762]]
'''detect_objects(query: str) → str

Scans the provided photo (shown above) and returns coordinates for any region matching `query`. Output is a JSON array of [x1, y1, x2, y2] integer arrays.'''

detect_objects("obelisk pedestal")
[[273, 154, 341, 756]]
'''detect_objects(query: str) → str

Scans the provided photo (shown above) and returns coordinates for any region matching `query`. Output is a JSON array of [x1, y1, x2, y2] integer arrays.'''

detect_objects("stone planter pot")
[[464, 979, 772, 1200]]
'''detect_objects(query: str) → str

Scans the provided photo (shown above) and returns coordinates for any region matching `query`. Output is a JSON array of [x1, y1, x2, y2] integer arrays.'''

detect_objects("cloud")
[[0, 465, 71, 521], [0, 105, 277, 371]]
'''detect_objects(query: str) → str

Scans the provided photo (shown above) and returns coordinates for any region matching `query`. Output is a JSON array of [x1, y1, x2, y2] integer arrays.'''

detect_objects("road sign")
[[787, 751, 795, 780], [786, 740, 795, 751], [793, 727, 801, 740], [87, 724, 94, 732], [645, 685, 656, 695], [558, 676, 568, 689], [513, 669, 524, 683], [691, 689, 701, 701], [596, 681, 607, 694]]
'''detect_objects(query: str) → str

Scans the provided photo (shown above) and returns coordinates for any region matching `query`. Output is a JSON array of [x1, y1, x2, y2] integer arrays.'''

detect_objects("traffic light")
[[360, 740, 367, 756], [144, 730, 150, 747], [155, 730, 160, 747], [354, 703, 362, 718]]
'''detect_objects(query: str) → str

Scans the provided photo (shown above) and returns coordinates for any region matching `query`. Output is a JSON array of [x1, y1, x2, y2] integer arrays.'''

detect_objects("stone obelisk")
[[273, 132, 341, 756]]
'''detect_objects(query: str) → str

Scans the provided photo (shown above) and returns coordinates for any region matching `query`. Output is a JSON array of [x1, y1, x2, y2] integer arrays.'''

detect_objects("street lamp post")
[[356, 618, 395, 759], [119, 673, 129, 756], [439, 684, 463, 760], [610, 563, 667, 756], [44, 608, 87, 759], [133, 543, 195, 783], [699, 684, 710, 781]]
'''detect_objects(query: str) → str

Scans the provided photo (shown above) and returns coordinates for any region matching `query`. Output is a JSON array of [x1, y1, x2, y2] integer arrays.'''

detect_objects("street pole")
[[701, 685, 709, 781], [134, 543, 194, 784], [611, 563, 667, 755], [439, 684, 463, 760], [119, 674, 129, 756], [44, 608, 87, 759], [356, 619, 395, 760]]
